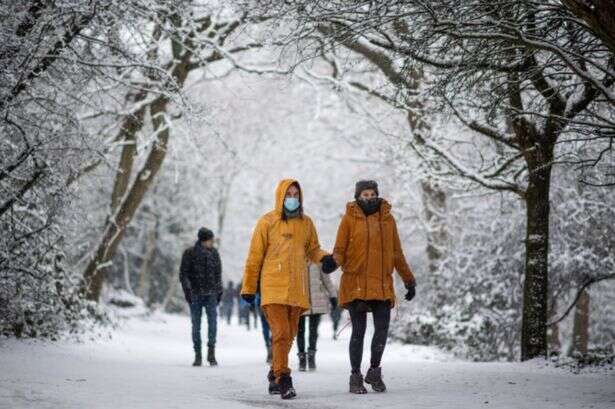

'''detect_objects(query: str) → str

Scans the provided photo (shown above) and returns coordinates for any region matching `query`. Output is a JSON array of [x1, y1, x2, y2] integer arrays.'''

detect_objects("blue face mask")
[[284, 197, 300, 212]]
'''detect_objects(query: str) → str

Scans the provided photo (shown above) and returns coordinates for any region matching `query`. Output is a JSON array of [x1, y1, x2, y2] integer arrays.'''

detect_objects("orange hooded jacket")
[[333, 199, 415, 308], [241, 179, 328, 310]]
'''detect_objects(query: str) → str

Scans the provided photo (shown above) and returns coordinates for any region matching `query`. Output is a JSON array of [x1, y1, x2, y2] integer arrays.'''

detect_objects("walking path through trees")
[[1, 313, 612, 409]]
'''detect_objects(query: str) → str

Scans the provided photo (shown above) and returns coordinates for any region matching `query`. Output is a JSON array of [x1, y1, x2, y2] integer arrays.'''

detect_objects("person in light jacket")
[[296, 261, 338, 371]]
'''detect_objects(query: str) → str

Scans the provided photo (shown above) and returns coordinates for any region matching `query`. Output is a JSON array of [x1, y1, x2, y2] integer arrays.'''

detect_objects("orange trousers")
[[262, 304, 304, 380]]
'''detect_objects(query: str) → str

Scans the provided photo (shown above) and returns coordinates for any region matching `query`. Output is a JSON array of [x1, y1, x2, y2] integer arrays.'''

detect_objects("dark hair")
[[197, 227, 214, 242]]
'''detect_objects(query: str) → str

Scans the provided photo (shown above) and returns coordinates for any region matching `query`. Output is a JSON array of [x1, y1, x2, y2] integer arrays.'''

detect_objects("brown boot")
[[298, 352, 307, 371], [307, 350, 316, 371], [278, 374, 297, 400], [365, 367, 386, 392], [192, 350, 202, 367], [207, 346, 217, 366], [267, 369, 280, 395], [349, 372, 367, 394]]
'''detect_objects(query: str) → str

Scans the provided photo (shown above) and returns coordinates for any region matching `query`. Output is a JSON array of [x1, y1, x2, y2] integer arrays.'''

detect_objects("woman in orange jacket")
[[241, 179, 337, 400], [329, 180, 416, 394]]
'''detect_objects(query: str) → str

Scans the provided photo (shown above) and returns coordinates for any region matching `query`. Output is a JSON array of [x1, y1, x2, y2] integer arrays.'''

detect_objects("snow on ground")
[[0, 312, 613, 409]]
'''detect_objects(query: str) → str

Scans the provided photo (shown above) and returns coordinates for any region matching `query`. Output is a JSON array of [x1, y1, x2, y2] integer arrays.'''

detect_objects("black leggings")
[[297, 314, 322, 353], [348, 300, 391, 373]]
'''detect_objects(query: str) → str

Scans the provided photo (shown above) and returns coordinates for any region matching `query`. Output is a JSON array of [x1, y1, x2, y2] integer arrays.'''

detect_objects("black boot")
[[267, 369, 280, 395], [349, 372, 367, 394], [266, 346, 272, 364], [278, 374, 296, 400], [207, 346, 218, 366], [307, 350, 316, 371], [192, 350, 202, 367], [298, 352, 307, 372], [365, 367, 386, 392]]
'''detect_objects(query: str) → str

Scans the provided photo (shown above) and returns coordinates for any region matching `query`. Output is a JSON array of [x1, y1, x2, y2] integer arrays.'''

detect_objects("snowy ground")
[[0, 312, 613, 409]]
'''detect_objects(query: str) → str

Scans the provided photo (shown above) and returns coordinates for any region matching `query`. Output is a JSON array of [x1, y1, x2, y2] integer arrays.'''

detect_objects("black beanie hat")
[[197, 227, 214, 242], [354, 180, 379, 200]]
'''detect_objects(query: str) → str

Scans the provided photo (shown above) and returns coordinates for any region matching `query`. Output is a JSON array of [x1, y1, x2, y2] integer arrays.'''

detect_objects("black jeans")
[[297, 314, 322, 353], [348, 300, 391, 373]]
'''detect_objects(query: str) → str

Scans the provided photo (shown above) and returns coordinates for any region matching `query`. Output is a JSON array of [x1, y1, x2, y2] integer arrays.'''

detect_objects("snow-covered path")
[[0, 313, 612, 409]]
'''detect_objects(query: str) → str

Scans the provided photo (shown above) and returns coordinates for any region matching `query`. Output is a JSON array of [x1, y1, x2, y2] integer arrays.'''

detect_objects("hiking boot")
[[349, 372, 367, 394], [267, 369, 280, 395], [307, 350, 316, 371], [207, 346, 218, 366], [266, 346, 272, 364], [278, 374, 296, 400], [298, 352, 307, 372], [365, 367, 386, 392], [192, 351, 202, 367]]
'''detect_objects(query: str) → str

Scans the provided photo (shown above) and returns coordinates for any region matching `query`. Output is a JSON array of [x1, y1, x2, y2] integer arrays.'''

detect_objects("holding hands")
[[321, 255, 338, 274]]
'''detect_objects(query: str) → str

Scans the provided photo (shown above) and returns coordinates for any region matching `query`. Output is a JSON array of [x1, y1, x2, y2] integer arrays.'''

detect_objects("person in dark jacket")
[[180, 227, 223, 367], [220, 280, 235, 325], [234, 282, 243, 324]]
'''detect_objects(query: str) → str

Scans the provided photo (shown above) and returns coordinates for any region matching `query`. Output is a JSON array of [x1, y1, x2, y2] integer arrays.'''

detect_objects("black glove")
[[184, 290, 192, 304], [321, 255, 338, 274], [241, 293, 255, 305], [330, 297, 338, 310], [404, 283, 416, 302], [217, 292, 222, 305]]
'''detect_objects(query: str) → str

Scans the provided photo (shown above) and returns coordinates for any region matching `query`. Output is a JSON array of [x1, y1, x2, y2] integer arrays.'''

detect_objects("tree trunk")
[[160, 271, 179, 312], [570, 289, 590, 356], [547, 297, 561, 354], [420, 179, 448, 306], [82, 97, 171, 301], [562, 0, 615, 53], [521, 162, 553, 361], [78, 12, 243, 302], [110, 92, 146, 213], [121, 245, 134, 294], [137, 215, 158, 302]]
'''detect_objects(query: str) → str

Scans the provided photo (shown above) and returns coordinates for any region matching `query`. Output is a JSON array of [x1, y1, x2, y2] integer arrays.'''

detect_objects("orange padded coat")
[[333, 200, 415, 308]]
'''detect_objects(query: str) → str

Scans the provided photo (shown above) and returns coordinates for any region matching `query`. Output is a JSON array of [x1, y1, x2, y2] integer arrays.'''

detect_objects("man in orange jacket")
[[241, 179, 337, 400]]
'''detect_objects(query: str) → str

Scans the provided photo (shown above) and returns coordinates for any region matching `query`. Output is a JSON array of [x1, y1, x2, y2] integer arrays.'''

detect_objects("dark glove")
[[404, 283, 416, 301], [330, 297, 338, 310], [241, 294, 255, 305], [321, 255, 338, 274], [184, 290, 192, 304], [217, 292, 222, 305]]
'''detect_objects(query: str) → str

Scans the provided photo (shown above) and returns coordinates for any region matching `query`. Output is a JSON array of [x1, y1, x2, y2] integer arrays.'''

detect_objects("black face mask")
[[358, 197, 381, 216]]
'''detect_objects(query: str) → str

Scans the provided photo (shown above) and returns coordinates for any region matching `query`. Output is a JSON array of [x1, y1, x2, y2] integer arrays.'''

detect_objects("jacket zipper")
[[364, 216, 369, 300], [306, 264, 312, 314], [379, 217, 385, 300], [302, 259, 307, 297]]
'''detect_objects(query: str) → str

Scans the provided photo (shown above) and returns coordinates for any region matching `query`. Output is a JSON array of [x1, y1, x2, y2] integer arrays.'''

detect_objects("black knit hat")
[[354, 180, 379, 200], [197, 227, 214, 242]]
